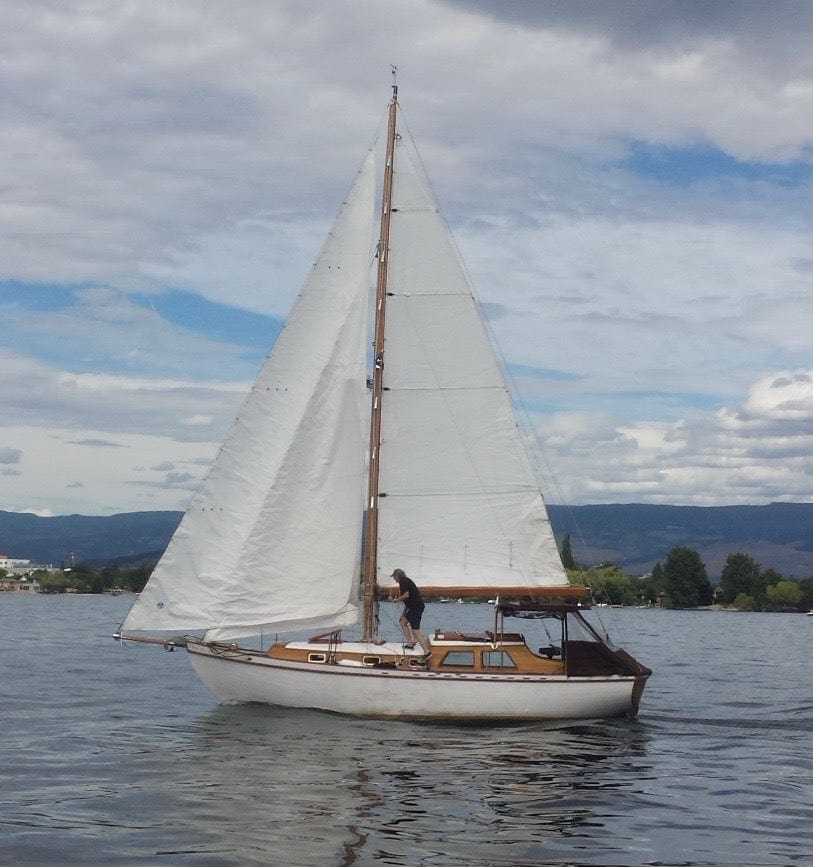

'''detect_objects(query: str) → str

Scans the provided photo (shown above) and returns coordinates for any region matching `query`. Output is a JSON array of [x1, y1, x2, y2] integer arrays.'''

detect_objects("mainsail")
[[120, 153, 376, 639], [374, 132, 569, 593]]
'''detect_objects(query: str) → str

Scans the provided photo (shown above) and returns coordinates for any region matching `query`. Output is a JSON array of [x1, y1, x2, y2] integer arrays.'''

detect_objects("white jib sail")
[[121, 153, 376, 639], [376, 134, 568, 592]]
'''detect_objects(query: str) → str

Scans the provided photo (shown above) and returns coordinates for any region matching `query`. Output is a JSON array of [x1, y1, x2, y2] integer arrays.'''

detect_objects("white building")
[[0, 553, 32, 572]]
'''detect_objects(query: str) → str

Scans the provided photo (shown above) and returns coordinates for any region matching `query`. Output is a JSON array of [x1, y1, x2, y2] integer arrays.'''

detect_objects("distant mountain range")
[[546, 502, 811, 578], [0, 510, 181, 568], [1, 503, 810, 579]]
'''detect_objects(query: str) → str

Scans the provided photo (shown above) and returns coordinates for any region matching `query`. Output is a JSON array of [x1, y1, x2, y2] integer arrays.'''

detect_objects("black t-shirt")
[[398, 575, 424, 611]]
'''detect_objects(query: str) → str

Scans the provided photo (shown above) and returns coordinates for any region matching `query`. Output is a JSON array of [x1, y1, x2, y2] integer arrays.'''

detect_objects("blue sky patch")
[[621, 141, 811, 188], [506, 363, 582, 382], [131, 289, 282, 352], [1, 281, 279, 378], [0, 281, 281, 355], [0, 280, 83, 310]]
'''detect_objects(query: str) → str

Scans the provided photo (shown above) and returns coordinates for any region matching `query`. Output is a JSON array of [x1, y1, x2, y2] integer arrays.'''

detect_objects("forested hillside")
[[1, 502, 810, 578], [546, 502, 811, 577]]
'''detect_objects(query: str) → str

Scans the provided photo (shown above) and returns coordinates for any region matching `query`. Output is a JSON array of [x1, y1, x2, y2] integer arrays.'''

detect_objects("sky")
[[1, 0, 811, 517]]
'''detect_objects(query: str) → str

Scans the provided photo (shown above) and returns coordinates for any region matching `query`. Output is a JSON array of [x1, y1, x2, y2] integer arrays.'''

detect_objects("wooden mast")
[[362, 79, 398, 641]]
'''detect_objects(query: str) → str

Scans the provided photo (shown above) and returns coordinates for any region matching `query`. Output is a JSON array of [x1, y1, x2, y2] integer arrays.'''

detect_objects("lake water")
[[1, 595, 811, 866]]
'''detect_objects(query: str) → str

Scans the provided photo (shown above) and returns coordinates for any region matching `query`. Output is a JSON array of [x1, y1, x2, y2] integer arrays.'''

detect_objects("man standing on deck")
[[391, 568, 432, 657]]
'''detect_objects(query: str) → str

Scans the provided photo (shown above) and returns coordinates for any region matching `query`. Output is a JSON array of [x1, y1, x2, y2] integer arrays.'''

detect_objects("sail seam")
[[379, 489, 539, 497], [385, 385, 504, 392], [376, 125, 569, 588]]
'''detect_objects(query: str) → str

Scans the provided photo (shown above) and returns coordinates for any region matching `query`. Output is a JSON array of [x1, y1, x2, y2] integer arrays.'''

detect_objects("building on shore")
[[0, 576, 39, 592], [0, 553, 32, 573], [0, 552, 51, 591]]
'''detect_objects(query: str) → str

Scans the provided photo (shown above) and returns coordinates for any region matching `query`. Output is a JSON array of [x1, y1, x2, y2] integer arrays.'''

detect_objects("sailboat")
[[116, 84, 651, 720]]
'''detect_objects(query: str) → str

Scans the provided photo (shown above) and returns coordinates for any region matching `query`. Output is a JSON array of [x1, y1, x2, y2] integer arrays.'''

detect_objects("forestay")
[[120, 154, 376, 640], [375, 134, 569, 593]]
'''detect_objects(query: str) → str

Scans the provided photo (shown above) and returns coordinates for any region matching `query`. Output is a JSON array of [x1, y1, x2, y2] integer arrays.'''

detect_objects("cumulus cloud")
[[472, 218, 812, 399], [0, 447, 22, 477], [0, 423, 218, 515], [736, 370, 813, 422], [4, 287, 262, 380], [0, 0, 809, 299], [537, 369, 813, 505], [0, 0, 809, 513], [442, 0, 811, 62], [0, 349, 247, 444], [126, 471, 199, 492], [0, 348, 244, 513]]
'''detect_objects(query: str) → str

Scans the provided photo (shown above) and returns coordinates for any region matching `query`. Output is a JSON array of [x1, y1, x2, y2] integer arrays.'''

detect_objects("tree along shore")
[[2, 562, 151, 595], [2, 543, 811, 612], [562, 536, 810, 612]]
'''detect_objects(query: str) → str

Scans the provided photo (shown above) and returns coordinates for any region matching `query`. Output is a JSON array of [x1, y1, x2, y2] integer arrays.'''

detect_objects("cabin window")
[[483, 650, 516, 668], [440, 651, 475, 667], [308, 652, 327, 663], [362, 655, 381, 666]]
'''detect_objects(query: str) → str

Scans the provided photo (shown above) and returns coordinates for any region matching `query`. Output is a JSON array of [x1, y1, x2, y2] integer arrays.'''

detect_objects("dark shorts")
[[404, 605, 424, 629]]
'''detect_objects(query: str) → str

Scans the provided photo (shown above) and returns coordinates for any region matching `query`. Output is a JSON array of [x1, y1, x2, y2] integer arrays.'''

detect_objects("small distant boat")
[[116, 82, 650, 721]]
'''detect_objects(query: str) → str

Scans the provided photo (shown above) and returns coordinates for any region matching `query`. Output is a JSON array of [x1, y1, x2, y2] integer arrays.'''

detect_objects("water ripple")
[[1, 598, 812, 865]]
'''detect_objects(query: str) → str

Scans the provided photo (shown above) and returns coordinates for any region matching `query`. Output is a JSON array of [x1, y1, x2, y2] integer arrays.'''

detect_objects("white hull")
[[187, 641, 642, 720]]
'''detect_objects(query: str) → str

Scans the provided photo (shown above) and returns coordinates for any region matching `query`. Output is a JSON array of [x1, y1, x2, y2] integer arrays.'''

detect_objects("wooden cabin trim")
[[267, 638, 566, 676], [381, 585, 590, 600]]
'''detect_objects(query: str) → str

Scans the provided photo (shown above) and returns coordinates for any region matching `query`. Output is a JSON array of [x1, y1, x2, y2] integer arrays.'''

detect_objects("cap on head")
[[391, 568, 405, 580]]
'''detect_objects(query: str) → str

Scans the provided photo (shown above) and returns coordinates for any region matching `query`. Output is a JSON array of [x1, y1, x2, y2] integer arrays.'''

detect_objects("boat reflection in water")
[[172, 704, 652, 866]]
